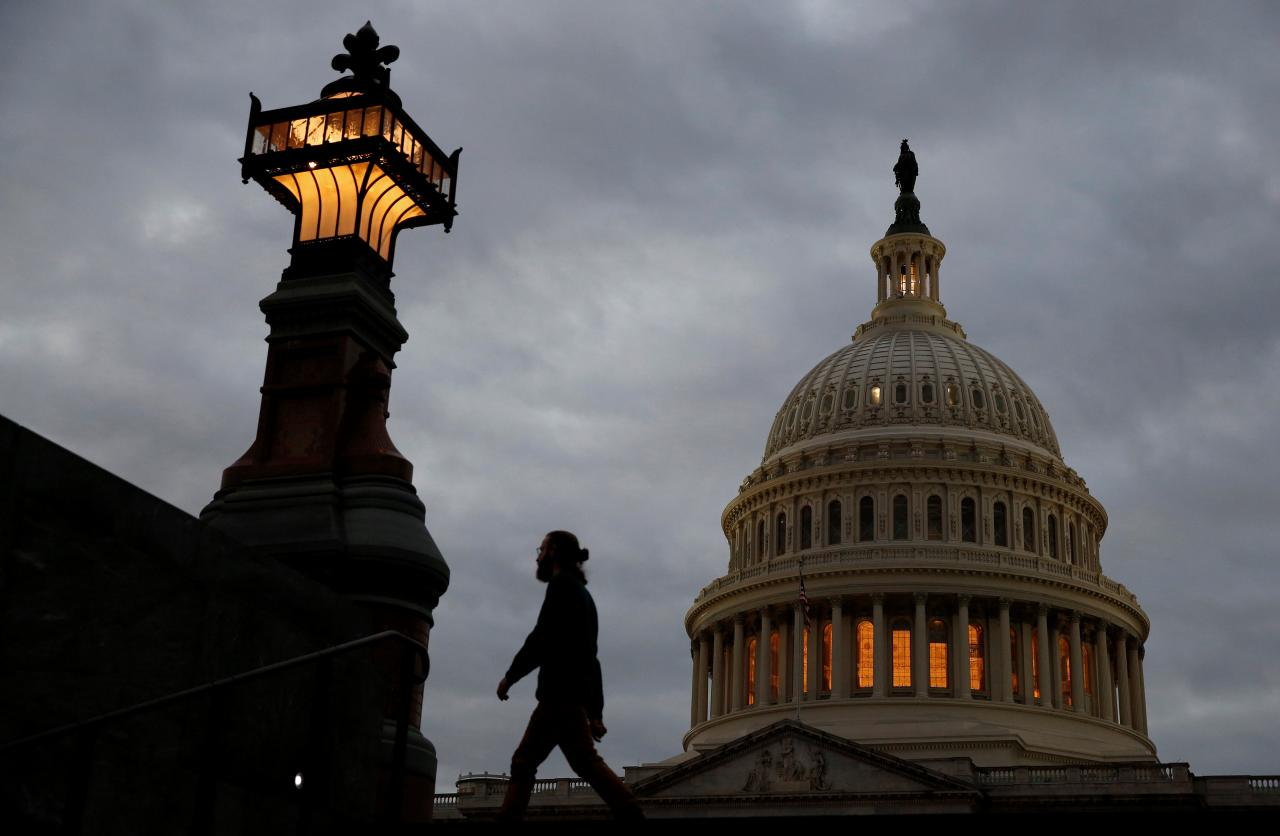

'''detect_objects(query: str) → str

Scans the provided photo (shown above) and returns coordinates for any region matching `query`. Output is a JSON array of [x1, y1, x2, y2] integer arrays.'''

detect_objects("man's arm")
[[501, 583, 559, 693]]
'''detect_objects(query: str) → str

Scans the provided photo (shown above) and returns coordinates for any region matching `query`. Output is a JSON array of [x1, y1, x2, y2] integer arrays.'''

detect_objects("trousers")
[[497, 701, 643, 821]]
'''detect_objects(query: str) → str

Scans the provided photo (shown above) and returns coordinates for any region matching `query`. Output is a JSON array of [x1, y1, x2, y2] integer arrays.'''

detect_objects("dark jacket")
[[504, 571, 605, 719]]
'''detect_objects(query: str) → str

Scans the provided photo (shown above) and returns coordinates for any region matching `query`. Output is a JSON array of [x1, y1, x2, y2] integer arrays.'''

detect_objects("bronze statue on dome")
[[894, 139, 918, 194]]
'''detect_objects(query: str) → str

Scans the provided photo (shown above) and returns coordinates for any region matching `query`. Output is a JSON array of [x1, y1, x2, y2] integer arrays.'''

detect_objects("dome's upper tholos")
[[764, 326, 1062, 462]]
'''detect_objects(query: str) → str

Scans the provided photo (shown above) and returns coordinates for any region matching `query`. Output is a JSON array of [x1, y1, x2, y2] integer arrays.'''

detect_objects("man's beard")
[[536, 560, 555, 582]]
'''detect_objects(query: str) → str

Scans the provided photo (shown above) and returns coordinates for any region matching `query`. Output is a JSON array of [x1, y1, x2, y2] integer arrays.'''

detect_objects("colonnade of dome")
[[683, 158, 1156, 766]]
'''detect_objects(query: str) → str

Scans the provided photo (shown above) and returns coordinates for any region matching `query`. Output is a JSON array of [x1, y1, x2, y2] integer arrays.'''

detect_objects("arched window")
[[1009, 627, 1020, 697], [746, 637, 758, 706], [921, 382, 935, 404], [869, 384, 882, 407], [769, 630, 780, 701], [822, 621, 832, 692], [857, 619, 875, 689], [800, 506, 813, 551], [756, 519, 765, 562], [928, 618, 949, 689], [776, 512, 787, 557], [895, 381, 909, 404], [859, 496, 875, 542], [1059, 633, 1072, 707], [892, 619, 912, 689], [969, 623, 986, 692], [1069, 522, 1078, 565], [961, 497, 977, 543], [994, 501, 1008, 547], [945, 381, 960, 407], [1031, 628, 1041, 701], [1022, 506, 1036, 552], [893, 494, 909, 540], [827, 500, 842, 546], [1047, 514, 1059, 560], [927, 495, 943, 541]]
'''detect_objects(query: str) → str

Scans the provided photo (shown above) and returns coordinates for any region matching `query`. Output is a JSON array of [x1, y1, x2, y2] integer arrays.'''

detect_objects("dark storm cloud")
[[3, 0, 1278, 782]]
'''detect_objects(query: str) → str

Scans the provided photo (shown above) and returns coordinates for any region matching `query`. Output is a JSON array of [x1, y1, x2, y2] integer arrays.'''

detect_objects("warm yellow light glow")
[[746, 637, 757, 706], [969, 623, 986, 691], [274, 162, 426, 260], [857, 620, 874, 688], [892, 627, 911, 688], [802, 628, 809, 694], [821, 622, 832, 692], [928, 619, 948, 689], [869, 384, 882, 406], [1059, 634, 1073, 707]]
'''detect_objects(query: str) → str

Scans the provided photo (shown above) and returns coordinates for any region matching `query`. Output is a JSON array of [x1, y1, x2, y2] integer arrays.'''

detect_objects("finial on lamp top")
[[330, 21, 400, 89]]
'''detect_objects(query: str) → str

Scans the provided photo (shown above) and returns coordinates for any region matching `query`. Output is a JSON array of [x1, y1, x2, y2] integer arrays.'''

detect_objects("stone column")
[[913, 593, 928, 697], [791, 603, 805, 704], [778, 616, 790, 704], [731, 616, 745, 712], [1127, 641, 1143, 733], [711, 625, 725, 719], [1136, 646, 1149, 733], [998, 600, 1013, 702], [1115, 632, 1132, 727], [831, 597, 846, 699], [955, 595, 971, 699], [757, 608, 772, 706], [872, 594, 887, 698], [1036, 605, 1052, 708], [695, 634, 709, 725], [1096, 622, 1114, 722], [689, 643, 699, 728], [1069, 612, 1085, 711], [807, 611, 821, 700]]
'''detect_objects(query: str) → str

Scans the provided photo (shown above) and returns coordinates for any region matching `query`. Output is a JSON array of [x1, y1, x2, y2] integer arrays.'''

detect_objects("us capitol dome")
[[683, 142, 1155, 766]]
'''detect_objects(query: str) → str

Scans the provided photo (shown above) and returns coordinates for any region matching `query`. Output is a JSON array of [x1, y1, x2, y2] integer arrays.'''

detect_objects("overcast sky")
[[3, 0, 1279, 784]]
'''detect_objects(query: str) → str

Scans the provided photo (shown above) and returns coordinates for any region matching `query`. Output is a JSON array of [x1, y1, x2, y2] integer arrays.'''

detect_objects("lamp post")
[[201, 22, 459, 823]]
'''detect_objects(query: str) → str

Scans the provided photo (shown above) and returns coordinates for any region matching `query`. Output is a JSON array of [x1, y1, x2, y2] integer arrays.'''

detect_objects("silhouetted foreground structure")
[[1, 23, 458, 832]]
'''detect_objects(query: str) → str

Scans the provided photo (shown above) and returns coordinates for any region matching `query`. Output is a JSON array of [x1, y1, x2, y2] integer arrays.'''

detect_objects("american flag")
[[798, 559, 812, 624]]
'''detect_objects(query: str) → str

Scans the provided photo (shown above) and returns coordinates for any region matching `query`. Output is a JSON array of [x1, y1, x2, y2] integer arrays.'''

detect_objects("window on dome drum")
[[1014, 399, 1026, 421], [746, 637, 757, 706], [757, 520, 765, 562], [961, 498, 977, 543], [800, 506, 813, 550], [971, 388, 986, 410], [1010, 627, 1021, 696], [859, 497, 875, 542], [1047, 514, 1059, 560], [1059, 634, 1073, 707], [928, 618, 949, 689], [945, 382, 960, 407], [927, 495, 943, 541], [827, 500, 841, 546], [1031, 628, 1041, 701], [892, 495, 909, 540], [892, 620, 912, 688], [994, 393, 1007, 414], [822, 622, 832, 692], [921, 382, 934, 404], [895, 381, 908, 404], [1082, 641, 1095, 698], [869, 384, 882, 407], [994, 501, 1008, 547], [969, 623, 986, 691], [1022, 507, 1036, 552], [1069, 522, 1078, 565], [769, 630, 780, 701], [842, 387, 857, 410], [857, 619, 875, 689], [776, 513, 786, 557], [820, 393, 833, 414]]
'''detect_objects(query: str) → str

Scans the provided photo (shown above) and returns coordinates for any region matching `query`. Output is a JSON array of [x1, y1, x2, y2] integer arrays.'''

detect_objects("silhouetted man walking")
[[495, 530, 643, 821]]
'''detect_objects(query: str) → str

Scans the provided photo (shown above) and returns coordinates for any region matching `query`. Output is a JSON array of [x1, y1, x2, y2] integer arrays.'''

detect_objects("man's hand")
[[589, 718, 607, 742], [497, 677, 510, 701]]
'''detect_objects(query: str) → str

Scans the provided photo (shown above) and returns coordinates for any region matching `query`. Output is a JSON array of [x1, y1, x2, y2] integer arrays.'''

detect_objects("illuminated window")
[[1048, 514, 1059, 560], [1022, 507, 1036, 552], [928, 618, 949, 689], [1059, 633, 1072, 707], [827, 500, 842, 546], [857, 619, 875, 689], [961, 498, 977, 543], [969, 623, 986, 691], [859, 496, 875, 542], [769, 630, 780, 701], [746, 637, 758, 706], [1031, 628, 1041, 700], [945, 382, 960, 407], [1010, 627, 1021, 696], [927, 495, 943, 541], [892, 495, 908, 540], [994, 501, 1008, 547], [800, 506, 813, 551], [892, 620, 912, 689], [822, 622, 832, 692], [776, 513, 786, 557], [1082, 641, 1095, 698], [802, 626, 809, 694], [869, 384, 882, 407]]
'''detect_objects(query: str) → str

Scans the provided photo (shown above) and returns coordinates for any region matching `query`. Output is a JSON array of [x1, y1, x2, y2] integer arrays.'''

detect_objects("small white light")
[[294, 772, 304, 789], [307, 161, 318, 169]]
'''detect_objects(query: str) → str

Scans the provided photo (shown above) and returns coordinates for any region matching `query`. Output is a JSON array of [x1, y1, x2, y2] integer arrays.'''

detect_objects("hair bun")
[[579, 547, 590, 562]]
